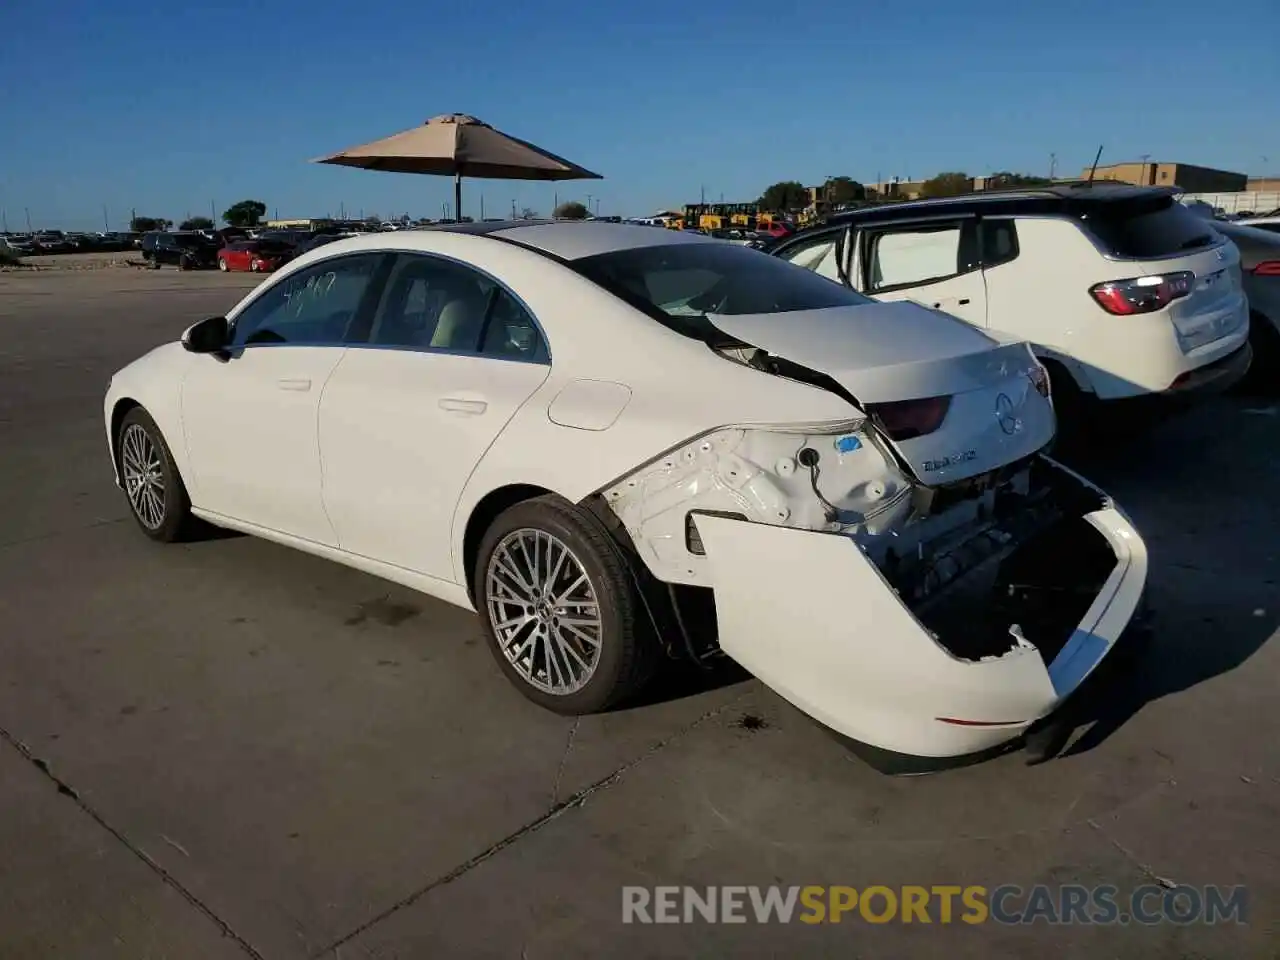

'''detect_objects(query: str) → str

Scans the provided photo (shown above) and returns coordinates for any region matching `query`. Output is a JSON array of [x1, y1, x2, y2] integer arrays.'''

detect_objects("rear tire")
[[1042, 360, 1091, 454], [1240, 310, 1280, 394], [116, 407, 193, 542], [474, 495, 656, 714]]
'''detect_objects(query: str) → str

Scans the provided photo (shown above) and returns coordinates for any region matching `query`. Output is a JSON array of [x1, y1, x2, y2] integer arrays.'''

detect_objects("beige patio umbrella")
[[313, 113, 602, 219]]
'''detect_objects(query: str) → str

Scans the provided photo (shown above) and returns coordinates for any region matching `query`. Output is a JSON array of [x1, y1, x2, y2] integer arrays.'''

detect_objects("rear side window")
[[1082, 197, 1219, 258], [863, 221, 978, 292], [981, 220, 1019, 268]]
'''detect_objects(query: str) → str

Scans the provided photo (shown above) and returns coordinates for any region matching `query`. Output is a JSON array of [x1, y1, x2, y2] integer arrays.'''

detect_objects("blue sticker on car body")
[[834, 435, 862, 453]]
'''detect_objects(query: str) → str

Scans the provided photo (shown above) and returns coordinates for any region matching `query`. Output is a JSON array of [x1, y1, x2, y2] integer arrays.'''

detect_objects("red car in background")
[[217, 240, 295, 273]]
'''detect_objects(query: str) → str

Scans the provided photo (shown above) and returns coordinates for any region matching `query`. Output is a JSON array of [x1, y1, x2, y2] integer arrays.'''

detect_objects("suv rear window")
[[571, 241, 871, 341], [1082, 195, 1218, 259]]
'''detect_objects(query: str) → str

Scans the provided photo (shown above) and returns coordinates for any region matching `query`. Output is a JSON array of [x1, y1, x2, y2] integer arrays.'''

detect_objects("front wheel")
[[218, 257, 229, 272], [117, 407, 193, 542], [474, 496, 656, 714]]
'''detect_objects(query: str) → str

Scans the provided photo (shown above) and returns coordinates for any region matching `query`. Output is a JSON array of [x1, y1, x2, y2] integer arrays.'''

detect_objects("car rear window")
[[570, 241, 872, 342], [1081, 195, 1219, 259]]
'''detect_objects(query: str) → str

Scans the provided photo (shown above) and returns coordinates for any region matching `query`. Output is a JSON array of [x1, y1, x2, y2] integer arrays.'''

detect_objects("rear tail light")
[[1089, 271, 1193, 315], [1251, 260, 1280, 276], [867, 395, 952, 440]]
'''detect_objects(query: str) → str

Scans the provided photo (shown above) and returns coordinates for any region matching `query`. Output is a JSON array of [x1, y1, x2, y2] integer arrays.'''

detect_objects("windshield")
[[571, 241, 871, 341]]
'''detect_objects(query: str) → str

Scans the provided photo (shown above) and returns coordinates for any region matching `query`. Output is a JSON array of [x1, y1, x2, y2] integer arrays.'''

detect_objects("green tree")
[[919, 172, 974, 198], [984, 171, 1053, 190], [759, 180, 808, 211], [519, 207, 539, 220], [130, 215, 171, 233], [179, 216, 214, 231], [222, 199, 267, 228], [823, 176, 865, 204], [554, 201, 589, 220]]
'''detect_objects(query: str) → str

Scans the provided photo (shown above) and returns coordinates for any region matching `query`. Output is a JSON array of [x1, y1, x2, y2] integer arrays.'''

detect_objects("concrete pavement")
[[0, 267, 1276, 958]]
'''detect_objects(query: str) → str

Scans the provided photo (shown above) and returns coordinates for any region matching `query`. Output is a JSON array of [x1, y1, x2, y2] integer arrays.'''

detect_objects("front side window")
[[571, 240, 871, 342], [230, 254, 382, 347]]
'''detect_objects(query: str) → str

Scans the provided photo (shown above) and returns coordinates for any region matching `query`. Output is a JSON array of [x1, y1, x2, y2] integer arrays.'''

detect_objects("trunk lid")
[[708, 301, 1056, 483]]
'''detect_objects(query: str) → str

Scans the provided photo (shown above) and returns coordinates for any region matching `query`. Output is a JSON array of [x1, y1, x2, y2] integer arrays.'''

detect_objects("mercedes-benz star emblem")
[[995, 392, 1019, 436]]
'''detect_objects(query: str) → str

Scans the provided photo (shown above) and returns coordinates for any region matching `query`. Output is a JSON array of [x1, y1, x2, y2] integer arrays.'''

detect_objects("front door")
[[319, 253, 551, 582], [179, 252, 387, 544], [854, 219, 989, 327]]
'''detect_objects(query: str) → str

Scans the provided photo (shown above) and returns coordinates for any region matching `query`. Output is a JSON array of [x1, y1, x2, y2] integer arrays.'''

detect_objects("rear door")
[[853, 218, 989, 328], [319, 253, 551, 583]]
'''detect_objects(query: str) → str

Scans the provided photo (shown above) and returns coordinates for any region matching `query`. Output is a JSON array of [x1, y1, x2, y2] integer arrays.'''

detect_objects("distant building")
[[1079, 162, 1247, 193], [1246, 177, 1280, 193]]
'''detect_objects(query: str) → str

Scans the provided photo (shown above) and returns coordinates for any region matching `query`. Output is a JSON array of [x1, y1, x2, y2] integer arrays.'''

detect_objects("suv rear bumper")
[[1098, 341, 1251, 415]]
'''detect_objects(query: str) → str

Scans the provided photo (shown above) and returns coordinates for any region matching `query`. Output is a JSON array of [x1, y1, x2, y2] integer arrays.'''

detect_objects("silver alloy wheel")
[[218, 257, 228, 271], [120, 423, 166, 530], [485, 528, 603, 695]]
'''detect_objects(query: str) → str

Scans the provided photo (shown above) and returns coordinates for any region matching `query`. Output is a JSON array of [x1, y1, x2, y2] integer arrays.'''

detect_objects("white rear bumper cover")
[[695, 487, 1148, 760]]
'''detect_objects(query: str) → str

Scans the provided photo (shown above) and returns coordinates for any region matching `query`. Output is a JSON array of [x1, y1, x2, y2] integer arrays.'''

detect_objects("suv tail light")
[[1251, 260, 1280, 277], [867, 395, 952, 440], [1089, 272, 1194, 315]]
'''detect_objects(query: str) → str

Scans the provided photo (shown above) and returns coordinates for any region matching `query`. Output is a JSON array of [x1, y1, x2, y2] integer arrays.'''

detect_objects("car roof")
[[409, 219, 718, 261], [812, 183, 1181, 230]]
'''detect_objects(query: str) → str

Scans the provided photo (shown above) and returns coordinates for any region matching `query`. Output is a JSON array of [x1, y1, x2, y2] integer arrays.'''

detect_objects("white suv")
[[768, 184, 1252, 422]]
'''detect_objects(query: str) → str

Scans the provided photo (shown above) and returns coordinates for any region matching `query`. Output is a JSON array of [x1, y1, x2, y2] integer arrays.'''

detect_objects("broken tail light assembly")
[[1088, 272, 1193, 315], [602, 421, 915, 586]]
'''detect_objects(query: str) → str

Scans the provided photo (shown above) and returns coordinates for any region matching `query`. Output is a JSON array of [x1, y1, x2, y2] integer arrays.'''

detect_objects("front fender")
[[104, 342, 194, 490]]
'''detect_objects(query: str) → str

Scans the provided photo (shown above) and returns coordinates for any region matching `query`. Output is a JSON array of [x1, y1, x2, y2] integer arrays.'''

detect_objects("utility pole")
[[1049, 153, 1057, 180], [480, 194, 485, 219], [1139, 153, 1151, 185], [103, 205, 109, 230], [511, 199, 517, 219], [586, 193, 593, 214], [25, 207, 32, 231]]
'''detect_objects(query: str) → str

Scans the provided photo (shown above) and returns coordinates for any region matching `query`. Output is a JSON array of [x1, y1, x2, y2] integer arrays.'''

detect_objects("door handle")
[[277, 378, 311, 391], [439, 397, 488, 415]]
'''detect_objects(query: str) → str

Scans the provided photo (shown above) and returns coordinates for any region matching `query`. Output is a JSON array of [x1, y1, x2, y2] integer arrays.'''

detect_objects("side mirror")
[[182, 315, 229, 354]]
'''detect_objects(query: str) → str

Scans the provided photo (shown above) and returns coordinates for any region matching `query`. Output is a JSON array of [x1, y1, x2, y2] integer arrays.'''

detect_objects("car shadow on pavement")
[[624, 656, 752, 711], [1051, 602, 1277, 760], [185, 520, 244, 542]]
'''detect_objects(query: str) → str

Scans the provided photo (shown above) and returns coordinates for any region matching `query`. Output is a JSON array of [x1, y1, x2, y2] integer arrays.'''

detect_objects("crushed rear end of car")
[[598, 301, 1150, 766]]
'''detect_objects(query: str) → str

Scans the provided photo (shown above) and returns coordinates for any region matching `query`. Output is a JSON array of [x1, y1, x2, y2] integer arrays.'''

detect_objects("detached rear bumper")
[[694, 460, 1149, 761]]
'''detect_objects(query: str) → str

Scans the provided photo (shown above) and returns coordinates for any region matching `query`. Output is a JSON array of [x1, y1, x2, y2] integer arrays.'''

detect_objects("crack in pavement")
[[0, 723, 266, 960], [1087, 816, 1178, 890], [0, 515, 128, 552], [314, 689, 752, 958], [550, 717, 580, 806]]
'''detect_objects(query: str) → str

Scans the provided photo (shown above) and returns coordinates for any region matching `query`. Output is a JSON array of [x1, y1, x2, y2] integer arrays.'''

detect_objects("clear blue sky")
[[1, 0, 1276, 231]]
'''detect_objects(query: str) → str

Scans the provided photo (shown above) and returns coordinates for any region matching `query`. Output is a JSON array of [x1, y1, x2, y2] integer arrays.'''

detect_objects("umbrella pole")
[[454, 173, 462, 221]]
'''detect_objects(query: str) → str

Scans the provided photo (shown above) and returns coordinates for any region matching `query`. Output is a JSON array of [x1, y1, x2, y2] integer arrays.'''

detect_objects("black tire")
[[1042, 360, 1090, 454], [116, 407, 193, 542], [1240, 310, 1280, 393], [473, 495, 656, 714]]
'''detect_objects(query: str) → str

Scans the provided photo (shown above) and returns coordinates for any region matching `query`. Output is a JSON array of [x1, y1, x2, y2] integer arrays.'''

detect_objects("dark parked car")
[[140, 232, 220, 269]]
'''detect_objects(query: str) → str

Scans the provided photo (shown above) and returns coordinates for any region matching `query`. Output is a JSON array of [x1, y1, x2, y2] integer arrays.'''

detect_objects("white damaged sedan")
[[104, 222, 1148, 767]]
